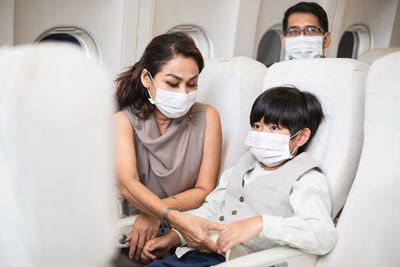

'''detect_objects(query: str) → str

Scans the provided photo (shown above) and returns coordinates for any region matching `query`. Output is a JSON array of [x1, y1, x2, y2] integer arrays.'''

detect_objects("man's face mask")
[[147, 72, 196, 119], [285, 35, 324, 59]]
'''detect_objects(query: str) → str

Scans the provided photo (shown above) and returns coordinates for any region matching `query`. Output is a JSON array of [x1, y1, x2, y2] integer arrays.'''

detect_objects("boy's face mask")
[[245, 130, 299, 167], [285, 35, 324, 59], [147, 72, 197, 119]]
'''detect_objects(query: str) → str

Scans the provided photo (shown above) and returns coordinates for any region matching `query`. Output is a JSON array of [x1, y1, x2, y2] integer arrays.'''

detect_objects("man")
[[282, 2, 331, 59]]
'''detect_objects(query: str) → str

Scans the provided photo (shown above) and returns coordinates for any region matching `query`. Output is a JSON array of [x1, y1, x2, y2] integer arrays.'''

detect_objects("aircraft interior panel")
[[13, 0, 125, 77], [0, 0, 14, 46], [391, 3, 400, 45], [152, 0, 239, 58], [331, 0, 399, 58]]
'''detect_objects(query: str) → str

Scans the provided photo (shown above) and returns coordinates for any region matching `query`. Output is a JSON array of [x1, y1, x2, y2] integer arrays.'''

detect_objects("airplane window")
[[337, 24, 371, 59], [167, 25, 213, 58], [256, 25, 284, 67], [35, 27, 100, 60]]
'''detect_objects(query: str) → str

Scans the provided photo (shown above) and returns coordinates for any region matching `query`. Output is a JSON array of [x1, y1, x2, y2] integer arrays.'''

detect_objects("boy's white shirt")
[[174, 161, 337, 258]]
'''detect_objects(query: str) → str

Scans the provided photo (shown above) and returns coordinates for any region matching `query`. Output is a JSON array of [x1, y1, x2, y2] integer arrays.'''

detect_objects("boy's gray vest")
[[215, 151, 319, 252]]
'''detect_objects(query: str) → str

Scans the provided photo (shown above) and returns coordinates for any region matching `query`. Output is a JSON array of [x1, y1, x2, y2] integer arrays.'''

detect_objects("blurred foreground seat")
[[0, 44, 117, 267], [316, 52, 400, 267]]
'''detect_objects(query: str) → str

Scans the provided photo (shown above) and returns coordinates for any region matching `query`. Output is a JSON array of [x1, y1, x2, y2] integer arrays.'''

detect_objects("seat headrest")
[[263, 58, 369, 218], [358, 47, 400, 65], [0, 44, 117, 266], [198, 57, 267, 172]]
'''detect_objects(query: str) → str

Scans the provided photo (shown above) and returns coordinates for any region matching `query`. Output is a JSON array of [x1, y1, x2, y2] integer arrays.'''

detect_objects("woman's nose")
[[180, 85, 189, 94]]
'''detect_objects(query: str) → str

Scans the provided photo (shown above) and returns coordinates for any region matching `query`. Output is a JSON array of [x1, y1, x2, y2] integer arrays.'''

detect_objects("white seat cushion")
[[198, 57, 267, 172], [317, 52, 400, 267], [358, 47, 400, 65], [263, 58, 369, 218], [0, 44, 117, 266]]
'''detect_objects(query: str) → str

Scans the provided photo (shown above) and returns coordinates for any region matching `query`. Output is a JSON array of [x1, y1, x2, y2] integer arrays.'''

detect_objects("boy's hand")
[[141, 232, 178, 263], [169, 210, 224, 253], [216, 216, 263, 254]]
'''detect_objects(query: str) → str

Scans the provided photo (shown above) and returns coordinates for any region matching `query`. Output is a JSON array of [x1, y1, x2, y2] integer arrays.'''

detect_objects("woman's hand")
[[126, 212, 160, 260], [216, 216, 263, 253], [169, 210, 224, 253]]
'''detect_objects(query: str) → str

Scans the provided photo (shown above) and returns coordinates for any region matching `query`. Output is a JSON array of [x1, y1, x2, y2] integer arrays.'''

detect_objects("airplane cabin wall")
[[0, 0, 14, 46], [329, 0, 400, 57], [151, 0, 240, 58], [232, 0, 261, 58], [390, 1, 400, 46], [13, 0, 126, 77], [4, 0, 400, 76]]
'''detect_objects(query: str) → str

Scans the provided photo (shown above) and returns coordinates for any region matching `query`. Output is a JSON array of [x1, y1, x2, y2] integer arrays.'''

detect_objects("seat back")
[[358, 47, 400, 65], [197, 57, 267, 172], [317, 52, 400, 267], [0, 44, 117, 267], [263, 58, 369, 218]]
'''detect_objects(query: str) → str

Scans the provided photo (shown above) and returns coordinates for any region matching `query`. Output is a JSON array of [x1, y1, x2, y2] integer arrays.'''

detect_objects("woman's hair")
[[115, 32, 204, 119], [250, 86, 324, 153]]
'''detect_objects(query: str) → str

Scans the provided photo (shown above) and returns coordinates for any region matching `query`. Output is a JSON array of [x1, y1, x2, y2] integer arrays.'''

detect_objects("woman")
[[115, 33, 222, 263]]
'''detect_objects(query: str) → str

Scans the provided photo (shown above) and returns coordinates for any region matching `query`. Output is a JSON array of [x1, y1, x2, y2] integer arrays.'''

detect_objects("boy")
[[142, 86, 337, 266]]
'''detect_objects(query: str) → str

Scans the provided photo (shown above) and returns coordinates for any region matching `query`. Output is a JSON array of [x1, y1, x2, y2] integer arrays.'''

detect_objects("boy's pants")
[[146, 250, 225, 267]]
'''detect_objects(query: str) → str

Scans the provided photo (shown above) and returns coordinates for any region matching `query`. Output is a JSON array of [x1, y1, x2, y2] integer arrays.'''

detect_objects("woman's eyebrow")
[[166, 74, 199, 81]]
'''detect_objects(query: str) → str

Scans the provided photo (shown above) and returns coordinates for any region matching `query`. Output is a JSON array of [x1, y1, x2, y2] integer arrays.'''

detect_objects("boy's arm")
[[260, 170, 337, 255]]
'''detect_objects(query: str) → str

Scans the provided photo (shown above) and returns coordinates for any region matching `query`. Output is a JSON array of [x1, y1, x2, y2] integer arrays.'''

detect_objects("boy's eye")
[[252, 124, 261, 129], [270, 125, 279, 130]]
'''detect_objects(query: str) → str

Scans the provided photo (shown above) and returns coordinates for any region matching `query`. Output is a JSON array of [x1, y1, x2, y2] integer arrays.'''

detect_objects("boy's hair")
[[250, 86, 324, 153], [282, 2, 329, 35]]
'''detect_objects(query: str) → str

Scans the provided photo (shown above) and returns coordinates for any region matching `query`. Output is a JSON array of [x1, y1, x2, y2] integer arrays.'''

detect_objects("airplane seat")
[[0, 44, 117, 267], [358, 47, 400, 65], [197, 57, 268, 172], [316, 51, 400, 267], [216, 58, 369, 266]]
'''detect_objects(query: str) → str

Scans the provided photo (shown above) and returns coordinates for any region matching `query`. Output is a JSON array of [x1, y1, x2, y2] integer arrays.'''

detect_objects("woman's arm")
[[163, 105, 222, 210], [116, 111, 168, 217]]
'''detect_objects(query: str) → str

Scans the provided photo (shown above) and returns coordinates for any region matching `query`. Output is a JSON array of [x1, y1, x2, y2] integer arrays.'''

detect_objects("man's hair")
[[282, 2, 329, 35], [250, 86, 324, 153]]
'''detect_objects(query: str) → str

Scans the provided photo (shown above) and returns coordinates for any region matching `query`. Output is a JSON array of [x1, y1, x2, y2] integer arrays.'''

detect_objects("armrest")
[[215, 246, 318, 267], [116, 216, 136, 248]]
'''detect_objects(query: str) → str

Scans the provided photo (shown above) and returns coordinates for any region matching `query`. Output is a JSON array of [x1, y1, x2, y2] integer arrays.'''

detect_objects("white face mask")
[[285, 35, 324, 59], [245, 130, 299, 167], [147, 72, 197, 119]]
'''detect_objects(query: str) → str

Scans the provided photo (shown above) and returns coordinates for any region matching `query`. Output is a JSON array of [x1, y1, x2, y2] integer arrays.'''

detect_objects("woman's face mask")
[[147, 72, 197, 119], [245, 130, 299, 167], [285, 35, 324, 59]]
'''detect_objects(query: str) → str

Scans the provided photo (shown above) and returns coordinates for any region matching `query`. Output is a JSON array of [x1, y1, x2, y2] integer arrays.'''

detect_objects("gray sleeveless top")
[[215, 151, 319, 252], [122, 102, 208, 215]]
